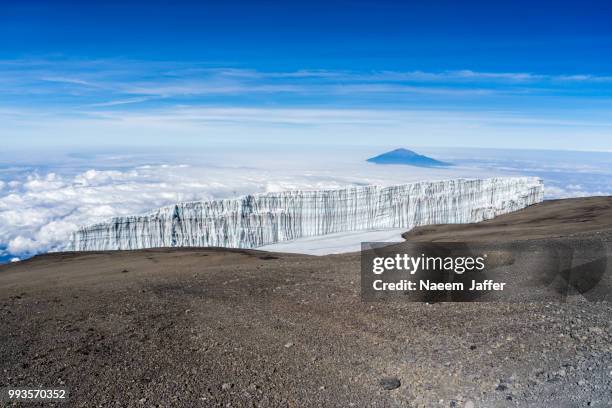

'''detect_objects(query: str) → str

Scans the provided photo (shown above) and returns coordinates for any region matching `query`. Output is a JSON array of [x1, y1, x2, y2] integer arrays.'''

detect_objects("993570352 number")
[[2, 387, 69, 401]]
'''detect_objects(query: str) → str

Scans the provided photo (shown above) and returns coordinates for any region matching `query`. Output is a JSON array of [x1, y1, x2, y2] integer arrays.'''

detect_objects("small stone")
[[247, 384, 258, 392], [379, 377, 401, 390], [577, 379, 586, 386], [464, 401, 475, 408], [495, 383, 508, 391], [589, 327, 603, 334], [284, 342, 294, 348], [222, 383, 233, 391], [138, 398, 147, 404]]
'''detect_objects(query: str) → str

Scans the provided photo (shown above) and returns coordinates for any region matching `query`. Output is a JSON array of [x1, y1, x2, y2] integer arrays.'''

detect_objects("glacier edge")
[[67, 177, 544, 252]]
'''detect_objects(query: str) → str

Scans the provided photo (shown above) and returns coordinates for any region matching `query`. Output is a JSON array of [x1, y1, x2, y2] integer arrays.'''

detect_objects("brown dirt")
[[404, 196, 612, 243], [1, 199, 611, 407]]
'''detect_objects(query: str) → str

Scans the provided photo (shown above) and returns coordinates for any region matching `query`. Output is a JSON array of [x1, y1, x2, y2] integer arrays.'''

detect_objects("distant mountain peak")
[[366, 148, 451, 167]]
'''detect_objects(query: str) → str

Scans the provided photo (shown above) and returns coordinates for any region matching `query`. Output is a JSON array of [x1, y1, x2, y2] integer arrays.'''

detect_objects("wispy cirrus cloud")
[[2, 57, 612, 152], [38, 76, 99, 87], [2, 58, 612, 110], [89, 97, 155, 107], [3, 105, 612, 153]]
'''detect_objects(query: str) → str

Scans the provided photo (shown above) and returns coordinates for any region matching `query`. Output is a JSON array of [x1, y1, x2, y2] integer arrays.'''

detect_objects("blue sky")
[[1, 0, 612, 150]]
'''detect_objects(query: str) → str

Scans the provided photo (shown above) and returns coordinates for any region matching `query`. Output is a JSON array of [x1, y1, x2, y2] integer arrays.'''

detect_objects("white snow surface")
[[259, 229, 407, 255], [68, 177, 543, 253]]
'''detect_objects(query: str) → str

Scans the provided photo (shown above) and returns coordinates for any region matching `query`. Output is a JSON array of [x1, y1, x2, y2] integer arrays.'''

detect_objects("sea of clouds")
[[1, 146, 611, 262]]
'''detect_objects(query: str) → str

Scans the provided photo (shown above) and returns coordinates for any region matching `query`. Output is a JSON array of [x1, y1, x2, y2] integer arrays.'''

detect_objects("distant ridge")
[[366, 148, 451, 167]]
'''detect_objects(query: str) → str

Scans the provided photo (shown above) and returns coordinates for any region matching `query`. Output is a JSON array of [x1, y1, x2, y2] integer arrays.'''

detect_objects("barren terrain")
[[1, 198, 611, 407]]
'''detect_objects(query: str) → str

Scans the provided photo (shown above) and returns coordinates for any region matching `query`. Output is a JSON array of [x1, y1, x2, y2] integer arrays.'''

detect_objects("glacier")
[[68, 177, 544, 252]]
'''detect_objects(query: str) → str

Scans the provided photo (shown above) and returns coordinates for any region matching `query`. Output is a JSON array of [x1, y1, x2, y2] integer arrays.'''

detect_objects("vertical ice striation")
[[68, 177, 544, 251]]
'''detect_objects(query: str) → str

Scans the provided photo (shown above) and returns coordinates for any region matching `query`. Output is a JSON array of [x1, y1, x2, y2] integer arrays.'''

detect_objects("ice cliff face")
[[68, 177, 543, 251]]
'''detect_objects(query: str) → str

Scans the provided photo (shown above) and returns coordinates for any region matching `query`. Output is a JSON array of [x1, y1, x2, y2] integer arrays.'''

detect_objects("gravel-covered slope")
[[1, 198, 611, 408]]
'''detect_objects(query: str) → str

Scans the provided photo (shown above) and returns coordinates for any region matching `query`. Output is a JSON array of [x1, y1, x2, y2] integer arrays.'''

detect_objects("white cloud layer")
[[0, 153, 494, 258], [1, 147, 610, 260]]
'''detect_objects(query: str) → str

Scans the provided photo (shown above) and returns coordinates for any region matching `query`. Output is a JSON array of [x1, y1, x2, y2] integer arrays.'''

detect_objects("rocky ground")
[[1, 198, 611, 407]]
